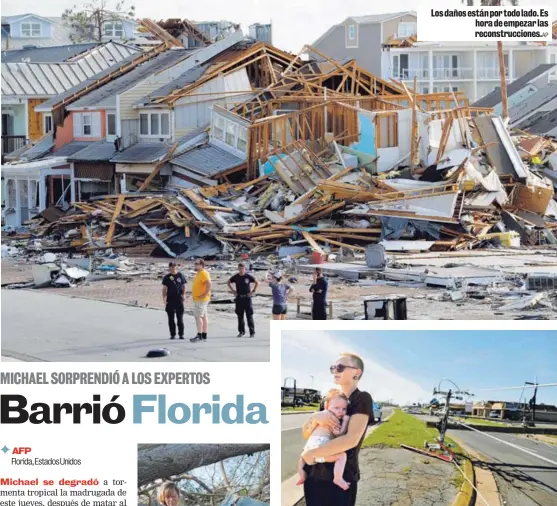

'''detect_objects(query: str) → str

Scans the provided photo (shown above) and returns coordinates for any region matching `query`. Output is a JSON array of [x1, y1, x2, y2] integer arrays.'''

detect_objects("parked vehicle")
[[373, 402, 383, 422]]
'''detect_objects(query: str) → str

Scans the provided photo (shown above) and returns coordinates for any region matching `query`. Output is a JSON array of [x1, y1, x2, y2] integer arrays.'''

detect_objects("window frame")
[[21, 22, 42, 37], [348, 24, 356, 41], [211, 112, 248, 154], [43, 113, 53, 134], [106, 112, 117, 137], [398, 22, 417, 38], [103, 20, 124, 38], [138, 111, 171, 139], [82, 113, 92, 137]]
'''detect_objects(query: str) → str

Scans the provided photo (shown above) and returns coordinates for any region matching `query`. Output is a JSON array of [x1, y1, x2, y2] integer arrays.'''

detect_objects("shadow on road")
[[473, 459, 557, 495]]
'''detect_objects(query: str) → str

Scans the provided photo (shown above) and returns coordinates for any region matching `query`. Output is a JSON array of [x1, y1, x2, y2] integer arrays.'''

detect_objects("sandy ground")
[[2, 254, 556, 319], [295, 447, 459, 506]]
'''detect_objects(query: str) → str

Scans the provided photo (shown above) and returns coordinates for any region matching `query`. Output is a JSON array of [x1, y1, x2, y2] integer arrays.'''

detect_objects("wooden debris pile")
[[8, 125, 556, 259]]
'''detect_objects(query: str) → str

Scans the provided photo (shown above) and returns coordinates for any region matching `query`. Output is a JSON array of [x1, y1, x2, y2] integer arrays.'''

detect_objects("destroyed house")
[[4, 19, 556, 264]]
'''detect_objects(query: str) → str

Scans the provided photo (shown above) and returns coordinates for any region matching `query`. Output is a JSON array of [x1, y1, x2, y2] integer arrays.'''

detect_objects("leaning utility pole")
[[433, 384, 473, 443], [526, 381, 539, 426]]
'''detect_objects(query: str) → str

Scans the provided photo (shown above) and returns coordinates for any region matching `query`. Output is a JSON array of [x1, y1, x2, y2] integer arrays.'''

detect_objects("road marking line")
[[457, 422, 557, 466]]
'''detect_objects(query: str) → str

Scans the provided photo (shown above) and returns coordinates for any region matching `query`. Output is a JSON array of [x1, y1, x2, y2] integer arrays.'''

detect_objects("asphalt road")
[[448, 429, 557, 506], [281, 407, 394, 481], [1, 290, 270, 362], [413, 413, 557, 430]]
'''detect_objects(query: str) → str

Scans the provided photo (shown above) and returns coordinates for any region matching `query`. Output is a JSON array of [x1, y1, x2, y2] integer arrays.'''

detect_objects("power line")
[[454, 420, 557, 467], [476, 383, 557, 392], [452, 459, 492, 506]]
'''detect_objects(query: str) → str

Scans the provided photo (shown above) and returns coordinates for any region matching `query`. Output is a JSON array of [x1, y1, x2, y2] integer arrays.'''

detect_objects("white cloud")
[[282, 330, 431, 405]]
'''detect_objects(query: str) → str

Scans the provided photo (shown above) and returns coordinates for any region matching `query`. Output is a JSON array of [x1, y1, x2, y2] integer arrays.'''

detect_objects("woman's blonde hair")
[[323, 389, 348, 408], [158, 482, 180, 506]]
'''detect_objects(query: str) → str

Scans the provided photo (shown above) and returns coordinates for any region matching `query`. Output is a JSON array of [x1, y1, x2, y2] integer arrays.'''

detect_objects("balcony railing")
[[394, 68, 474, 80], [477, 67, 510, 80], [432, 67, 474, 80], [393, 68, 430, 80], [1, 135, 27, 156]]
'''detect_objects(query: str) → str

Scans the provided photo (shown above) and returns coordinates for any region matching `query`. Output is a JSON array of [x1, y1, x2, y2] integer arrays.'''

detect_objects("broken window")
[[375, 113, 398, 149]]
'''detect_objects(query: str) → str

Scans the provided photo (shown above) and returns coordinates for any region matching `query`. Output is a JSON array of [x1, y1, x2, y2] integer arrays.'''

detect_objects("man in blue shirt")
[[310, 267, 328, 320]]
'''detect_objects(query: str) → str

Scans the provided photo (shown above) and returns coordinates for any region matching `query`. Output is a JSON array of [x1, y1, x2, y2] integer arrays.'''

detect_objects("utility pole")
[[494, 1, 509, 120], [284, 377, 297, 408], [526, 381, 538, 426], [433, 384, 473, 444], [497, 41, 508, 120]]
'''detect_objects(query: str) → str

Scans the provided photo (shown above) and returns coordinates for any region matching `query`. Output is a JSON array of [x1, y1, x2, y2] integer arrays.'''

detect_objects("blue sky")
[[281, 330, 557, 406]]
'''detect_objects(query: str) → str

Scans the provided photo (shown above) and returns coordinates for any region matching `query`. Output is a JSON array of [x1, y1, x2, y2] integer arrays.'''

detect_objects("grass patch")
[[401, 466, 412, 474], [281, 403, 319, 412], [363, 409, 463, 454], [450, 470, 465, 489]]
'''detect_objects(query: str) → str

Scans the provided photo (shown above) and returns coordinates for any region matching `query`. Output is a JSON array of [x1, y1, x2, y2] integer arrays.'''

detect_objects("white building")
[[385, 40, 557, 102], [313, 11, 557, 102]]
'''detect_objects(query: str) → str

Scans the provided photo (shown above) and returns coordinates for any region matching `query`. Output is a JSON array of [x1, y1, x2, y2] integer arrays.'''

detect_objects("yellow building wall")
[[27, 98, 47, 142]]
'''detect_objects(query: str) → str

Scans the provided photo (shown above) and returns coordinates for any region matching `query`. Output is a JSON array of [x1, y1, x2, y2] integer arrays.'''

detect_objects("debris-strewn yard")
[[3, 247, 556, 319]]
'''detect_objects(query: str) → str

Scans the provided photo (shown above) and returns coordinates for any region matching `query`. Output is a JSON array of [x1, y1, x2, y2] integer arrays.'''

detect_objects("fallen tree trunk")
[[138, 444, 270, 486]]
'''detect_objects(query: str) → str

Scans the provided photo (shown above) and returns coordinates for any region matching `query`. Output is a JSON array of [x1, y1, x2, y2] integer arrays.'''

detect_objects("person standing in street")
[[310, 267, 329, 320], [190, 258, 211, 342], [228, 263, 259, 338], [267, 271, 294, 320], [162, 262, 186, 339]]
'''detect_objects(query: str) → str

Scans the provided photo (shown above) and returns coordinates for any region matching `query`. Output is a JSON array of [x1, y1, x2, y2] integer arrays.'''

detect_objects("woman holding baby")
[[299, 352, 374, 506]]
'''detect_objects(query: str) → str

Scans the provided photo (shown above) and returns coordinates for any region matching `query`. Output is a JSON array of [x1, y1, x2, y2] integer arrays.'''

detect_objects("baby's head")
[[324, 389, 348, 420]]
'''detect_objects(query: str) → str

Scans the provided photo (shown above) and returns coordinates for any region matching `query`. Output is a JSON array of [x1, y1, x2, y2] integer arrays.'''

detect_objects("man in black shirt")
[[310, 267, 328, 320], [162, 262, 186, 340], [228, 263, 259, 338]]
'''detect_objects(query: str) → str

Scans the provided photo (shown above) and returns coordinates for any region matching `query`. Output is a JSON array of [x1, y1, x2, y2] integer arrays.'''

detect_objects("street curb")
[[450, 434, 502, 506], [450, 458, 475, 506]]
